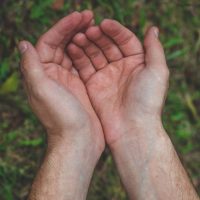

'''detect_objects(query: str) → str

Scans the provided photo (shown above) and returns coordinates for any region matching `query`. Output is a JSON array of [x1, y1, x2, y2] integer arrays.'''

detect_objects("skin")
[[67, 20, 199, 199], [19, 11, 104, 200], [18, 10, 199, 199], [67, 20, 168, 144]]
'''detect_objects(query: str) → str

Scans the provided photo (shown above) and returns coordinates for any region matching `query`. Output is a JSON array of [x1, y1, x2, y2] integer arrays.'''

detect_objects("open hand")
[[19, 11, 104, 152], [67, 19, 169, 145]]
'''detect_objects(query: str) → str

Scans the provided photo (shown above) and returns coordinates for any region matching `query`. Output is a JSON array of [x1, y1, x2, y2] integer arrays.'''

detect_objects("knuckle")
[[102, 44, 112, 51], [89, 49, 101, 58]]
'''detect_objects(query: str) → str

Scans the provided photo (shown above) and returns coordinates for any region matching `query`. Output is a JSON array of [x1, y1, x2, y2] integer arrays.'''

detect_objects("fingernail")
[[18, 41, 28, 54], [154, 27, 159, 38], [73, 11, 80, 15], [90, 19, 95, 26]]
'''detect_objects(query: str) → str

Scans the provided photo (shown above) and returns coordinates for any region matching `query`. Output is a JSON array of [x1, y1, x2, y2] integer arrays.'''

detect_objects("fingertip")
[[18, 41, 45, 82], [85, 26, 100, 39], [81, 10, 93, 17], [144, 26, 166, 67], [18, 40, 29, 54], [101, 19, 112, 26], [67, 43, 76, 52], [60, 11, 82, 31], [145, 26, 160, 40], [70, 11, 82, 20], [89, 19, 95, 26], [153, 26, 159, 38], [67, 43, 82, 57], [73, 33, 86, 43], [81, 10, 94, 21], [100, 19, 110, 29], [72, 11, 80, 15], [100, 19, 118, 31], [85, 26, 95, 35]]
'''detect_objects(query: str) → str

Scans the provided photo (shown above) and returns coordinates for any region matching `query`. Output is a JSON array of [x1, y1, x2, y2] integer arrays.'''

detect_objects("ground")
[[0, 0, 200, 199]]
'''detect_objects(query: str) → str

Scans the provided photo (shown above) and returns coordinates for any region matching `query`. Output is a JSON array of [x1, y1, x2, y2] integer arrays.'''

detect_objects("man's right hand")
[[19, 12, 105, 200], [19, 11, 104, 153]]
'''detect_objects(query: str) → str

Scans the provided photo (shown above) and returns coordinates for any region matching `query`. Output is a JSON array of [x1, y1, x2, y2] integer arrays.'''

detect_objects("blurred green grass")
[[0, 0, 200, 199]]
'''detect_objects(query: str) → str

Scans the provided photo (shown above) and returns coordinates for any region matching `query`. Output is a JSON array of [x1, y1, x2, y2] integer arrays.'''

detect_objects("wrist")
[[109, 120, 170, 156], [29, 136, 101, 200], [103, 111, 164, 146], [108, 121, 198, 200], [46, 139, 101, 167], [46, 123, 105, 156]]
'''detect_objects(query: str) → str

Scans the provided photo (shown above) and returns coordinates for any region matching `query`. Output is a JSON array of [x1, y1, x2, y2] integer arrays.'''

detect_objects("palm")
[[42, 58, 92, 114], [22, 11, 105, 148], [86, 56, 144, 115]]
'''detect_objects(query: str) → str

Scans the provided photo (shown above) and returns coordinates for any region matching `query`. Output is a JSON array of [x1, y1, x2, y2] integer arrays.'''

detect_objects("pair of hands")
[[19, 10, 169, 158], [19, 11, 200, 200]]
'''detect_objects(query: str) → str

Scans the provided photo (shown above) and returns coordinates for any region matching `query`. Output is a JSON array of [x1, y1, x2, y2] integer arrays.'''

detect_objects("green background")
[[0, 0, 200, 199]]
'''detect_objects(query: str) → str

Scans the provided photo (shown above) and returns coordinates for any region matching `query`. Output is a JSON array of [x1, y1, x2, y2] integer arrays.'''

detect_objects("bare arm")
[[110, 123, 199, 200], [18, 11, 104, 200], [68, 19, 199, 200], [28, 134, 99, 200]]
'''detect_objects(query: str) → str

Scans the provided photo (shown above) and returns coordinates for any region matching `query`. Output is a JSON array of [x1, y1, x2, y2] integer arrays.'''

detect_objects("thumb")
[[18, 41, 45, 84], [144, 27, 168, 72]]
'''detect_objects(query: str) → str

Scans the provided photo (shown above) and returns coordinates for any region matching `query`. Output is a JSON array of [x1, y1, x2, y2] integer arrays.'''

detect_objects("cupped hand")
[[67, 19, 169, 145], [19, 11, 104, 152]]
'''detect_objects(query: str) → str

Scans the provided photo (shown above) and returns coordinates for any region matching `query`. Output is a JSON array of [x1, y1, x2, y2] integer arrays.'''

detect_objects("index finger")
[[36, 10, 93, 62]]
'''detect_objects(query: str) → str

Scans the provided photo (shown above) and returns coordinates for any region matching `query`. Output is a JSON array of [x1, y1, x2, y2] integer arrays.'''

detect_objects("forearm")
[[28, 134, 100, 200], [110, 122, 199, 200]]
